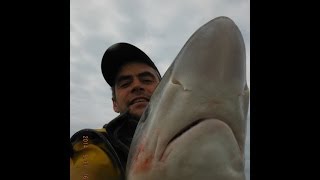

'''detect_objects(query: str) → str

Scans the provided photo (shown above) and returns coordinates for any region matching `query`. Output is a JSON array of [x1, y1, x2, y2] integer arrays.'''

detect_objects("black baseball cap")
[[101, 42, 161, 87]]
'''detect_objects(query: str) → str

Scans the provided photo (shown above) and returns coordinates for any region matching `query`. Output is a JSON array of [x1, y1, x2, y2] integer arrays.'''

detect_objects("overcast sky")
[[71, 0, 250, 179]]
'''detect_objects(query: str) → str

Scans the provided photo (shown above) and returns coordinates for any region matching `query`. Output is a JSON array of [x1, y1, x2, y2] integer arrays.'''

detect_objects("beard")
[[127, 111, 141, 121]]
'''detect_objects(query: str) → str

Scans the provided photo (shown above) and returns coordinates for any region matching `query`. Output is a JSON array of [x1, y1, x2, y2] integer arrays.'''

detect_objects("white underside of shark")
[[126, 16, 250, 180]]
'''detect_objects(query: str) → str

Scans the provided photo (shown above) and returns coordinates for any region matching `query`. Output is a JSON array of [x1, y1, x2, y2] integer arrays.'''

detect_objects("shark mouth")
[[166, 119, 206, 147]]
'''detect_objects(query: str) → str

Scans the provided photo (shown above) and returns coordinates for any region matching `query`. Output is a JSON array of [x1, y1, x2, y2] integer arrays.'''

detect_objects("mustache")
[[128, 90, 151, 105], [128, 95, 150, 105]]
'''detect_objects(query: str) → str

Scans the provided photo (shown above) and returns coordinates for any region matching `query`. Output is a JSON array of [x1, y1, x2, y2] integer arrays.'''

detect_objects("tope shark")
[[126, 16, 250, 180]]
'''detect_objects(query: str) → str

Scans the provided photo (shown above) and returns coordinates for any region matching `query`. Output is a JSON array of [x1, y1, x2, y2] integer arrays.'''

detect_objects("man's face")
[[112, 62, 160, 119]]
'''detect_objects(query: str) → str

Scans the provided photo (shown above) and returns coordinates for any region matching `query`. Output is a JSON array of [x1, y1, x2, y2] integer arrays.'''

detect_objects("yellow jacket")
[[70, 128, 125, 180], [70, 113, 137, 180]]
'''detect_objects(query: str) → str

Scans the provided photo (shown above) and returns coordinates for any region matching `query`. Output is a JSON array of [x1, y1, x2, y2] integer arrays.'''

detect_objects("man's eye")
[[118, 81, 130, 88], [143, 79, 153, 84], [120, 83, 128, 87]]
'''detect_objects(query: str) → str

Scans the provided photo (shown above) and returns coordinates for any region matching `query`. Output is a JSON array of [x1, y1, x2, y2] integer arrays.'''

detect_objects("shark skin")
[[126, 16, 249, 180]]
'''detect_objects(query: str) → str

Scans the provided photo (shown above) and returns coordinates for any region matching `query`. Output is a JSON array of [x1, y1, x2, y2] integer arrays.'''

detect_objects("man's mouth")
[[129, 97, 149, 105]]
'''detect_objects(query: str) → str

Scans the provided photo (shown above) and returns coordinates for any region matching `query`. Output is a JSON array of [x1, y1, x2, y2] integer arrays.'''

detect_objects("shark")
[[126, 16, 250, 180]]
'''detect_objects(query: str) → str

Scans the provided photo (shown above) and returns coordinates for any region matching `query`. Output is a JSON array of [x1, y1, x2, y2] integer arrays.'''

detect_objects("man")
[[70, 42, 161, 180]]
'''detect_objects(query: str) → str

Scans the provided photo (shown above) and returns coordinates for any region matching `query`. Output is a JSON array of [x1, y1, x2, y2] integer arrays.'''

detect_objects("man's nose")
[[131, 79, 144, 93]]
